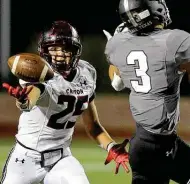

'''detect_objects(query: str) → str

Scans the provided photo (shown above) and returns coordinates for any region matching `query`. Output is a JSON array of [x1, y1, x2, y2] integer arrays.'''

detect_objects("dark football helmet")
[[38, 20, 82, 75], [118, 0, 172, 34]]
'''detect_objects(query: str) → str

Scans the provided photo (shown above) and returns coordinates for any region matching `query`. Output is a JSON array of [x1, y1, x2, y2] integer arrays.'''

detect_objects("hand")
[[103, 30, 113, 41], [105, 139, 130, 174], [113, 23, 128, 35], [2, 83, 33, 103]]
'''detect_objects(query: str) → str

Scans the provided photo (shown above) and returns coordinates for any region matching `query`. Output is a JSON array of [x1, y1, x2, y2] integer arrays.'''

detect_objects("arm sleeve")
[[175, 36, 190, 65], [111, 72, 125, 91], [89, 93, 95, 103], [166, 29, 190, 66]]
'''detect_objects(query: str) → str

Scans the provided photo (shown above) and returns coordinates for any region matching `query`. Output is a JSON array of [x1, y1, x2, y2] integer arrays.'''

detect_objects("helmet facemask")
[[48, 41, 81, 76], [38, 21, 82, 77]]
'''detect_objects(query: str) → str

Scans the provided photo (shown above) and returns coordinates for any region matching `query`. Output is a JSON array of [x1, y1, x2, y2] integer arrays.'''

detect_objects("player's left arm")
[[172, 31, 190, 79], [81, 99, 114, 149], [81, 99, 130, 174]]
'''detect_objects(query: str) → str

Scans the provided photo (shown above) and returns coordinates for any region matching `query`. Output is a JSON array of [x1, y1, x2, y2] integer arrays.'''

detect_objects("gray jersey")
[[105, 29, 190, 134]]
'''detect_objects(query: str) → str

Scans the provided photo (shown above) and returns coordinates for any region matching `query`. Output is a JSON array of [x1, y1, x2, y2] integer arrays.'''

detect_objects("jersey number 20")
[[127, 51, 151, 93]]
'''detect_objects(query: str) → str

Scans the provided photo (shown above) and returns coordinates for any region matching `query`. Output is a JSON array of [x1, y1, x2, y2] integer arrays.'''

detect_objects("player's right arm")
[[177, 34, 190, 77], [2, 82, 44, 111], [177, 37, 190, 79], [104, 31, 125, 91], [15, 85, 42, 111]]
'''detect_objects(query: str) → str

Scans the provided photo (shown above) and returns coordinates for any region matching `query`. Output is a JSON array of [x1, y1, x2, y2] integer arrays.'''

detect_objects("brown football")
[[8, 53, 54, 82]]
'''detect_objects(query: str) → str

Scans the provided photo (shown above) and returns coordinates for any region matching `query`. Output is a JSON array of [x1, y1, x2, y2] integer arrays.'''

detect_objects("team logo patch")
[[75, 76, 92, 90], [78, 76, 88, 87], [15, 158, 25, 164]]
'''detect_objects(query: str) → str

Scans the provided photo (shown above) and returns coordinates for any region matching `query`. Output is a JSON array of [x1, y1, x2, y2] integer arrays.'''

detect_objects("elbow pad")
[[111, 72, 125, 91]]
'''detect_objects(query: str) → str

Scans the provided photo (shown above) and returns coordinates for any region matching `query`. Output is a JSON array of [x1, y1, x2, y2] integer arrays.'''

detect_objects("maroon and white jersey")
[[16, 59, 96, 151]]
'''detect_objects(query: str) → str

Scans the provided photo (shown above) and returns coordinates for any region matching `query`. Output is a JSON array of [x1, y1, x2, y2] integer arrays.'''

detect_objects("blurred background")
[[1, 0, 190, 183]]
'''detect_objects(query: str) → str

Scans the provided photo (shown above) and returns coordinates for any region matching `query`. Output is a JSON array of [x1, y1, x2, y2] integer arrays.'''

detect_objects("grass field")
[[0, 138, 177, 184]]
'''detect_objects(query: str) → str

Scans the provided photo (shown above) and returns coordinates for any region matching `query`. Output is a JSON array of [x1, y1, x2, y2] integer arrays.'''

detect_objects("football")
[[8, 53, 54, 82]]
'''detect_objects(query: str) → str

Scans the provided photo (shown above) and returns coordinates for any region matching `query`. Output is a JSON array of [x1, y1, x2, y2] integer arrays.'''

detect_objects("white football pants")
[[1, 143, 90, 184]]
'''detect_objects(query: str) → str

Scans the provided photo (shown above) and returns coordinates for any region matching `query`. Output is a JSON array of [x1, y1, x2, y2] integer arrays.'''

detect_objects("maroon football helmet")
[[38, 20, 82, 76]]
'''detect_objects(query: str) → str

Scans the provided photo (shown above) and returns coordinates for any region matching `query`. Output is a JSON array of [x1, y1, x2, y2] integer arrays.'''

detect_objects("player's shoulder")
[[162, 29, 190, 54], [75, 60, 97, 91], [77, 59, 96, 78], [78, 59, 95, 69], [168, 28, 190, 37], [105, 31, 133, 55], [165, 29, 190, 44]]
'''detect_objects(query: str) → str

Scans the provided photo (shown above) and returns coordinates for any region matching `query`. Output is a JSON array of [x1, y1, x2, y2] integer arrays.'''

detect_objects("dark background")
[[8, 0, 190, 94], [11, 0, 190, 53]]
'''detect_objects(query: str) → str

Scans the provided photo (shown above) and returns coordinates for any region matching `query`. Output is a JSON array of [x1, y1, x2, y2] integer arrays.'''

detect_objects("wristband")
[[16, 99, 31, 111], [111, 72, 125, 91], [106, 142, 117, 152]]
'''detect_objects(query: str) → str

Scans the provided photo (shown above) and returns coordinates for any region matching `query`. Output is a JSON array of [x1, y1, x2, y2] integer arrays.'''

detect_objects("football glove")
[[2, 83, 33, 103], [105, 139, 130, 174]]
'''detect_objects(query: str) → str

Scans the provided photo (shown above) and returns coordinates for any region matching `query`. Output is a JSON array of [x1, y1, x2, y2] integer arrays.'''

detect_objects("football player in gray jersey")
[[105, 0, 190, 183], [1, 21, 129, 184]]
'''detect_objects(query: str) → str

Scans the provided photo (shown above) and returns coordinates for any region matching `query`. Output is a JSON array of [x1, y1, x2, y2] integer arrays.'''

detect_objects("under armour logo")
[[166, 148, 173, 157], [15, 158, 25, 163], [79, 77, 87, 86], [80, 80, 87, 86], [77, 76, 88, 88]]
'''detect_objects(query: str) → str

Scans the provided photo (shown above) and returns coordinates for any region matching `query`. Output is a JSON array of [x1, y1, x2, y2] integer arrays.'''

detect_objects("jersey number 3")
[[127, 51, 151, 93]]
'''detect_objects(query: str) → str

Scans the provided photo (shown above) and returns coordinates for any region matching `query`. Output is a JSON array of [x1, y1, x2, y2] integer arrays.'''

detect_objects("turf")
[[0, 138, 177, 184]]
